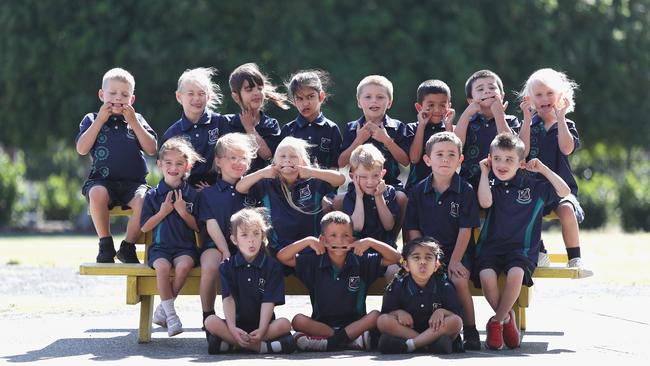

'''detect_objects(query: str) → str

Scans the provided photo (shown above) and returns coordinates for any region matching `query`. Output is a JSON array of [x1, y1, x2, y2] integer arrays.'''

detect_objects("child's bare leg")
[[153, 259, 173, 300], [262, 318, 292, 341], [88, 186, 111, 238], [556, 203, 579, 249], [204, 315, 239, 346], [125, 192, 146, 243], [451, 275, 476, 326], [343, 310, 379, 340], [377, 313, 419, 339], [199, 249, 222, 313], [291, 314, 334, 337], [395, 191, 408, 239], [171, 255, 195, 296], [412, 313, 462, 348], [479, 268, 500, 313], [494, 267, 524, 322]]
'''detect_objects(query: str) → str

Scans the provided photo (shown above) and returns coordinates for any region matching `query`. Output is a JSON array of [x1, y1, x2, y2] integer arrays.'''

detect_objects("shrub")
[[576, 173, 617, 229], [618, 172, 650, 232], [0, 149, 25, 227], [38, 174, 86, 221]]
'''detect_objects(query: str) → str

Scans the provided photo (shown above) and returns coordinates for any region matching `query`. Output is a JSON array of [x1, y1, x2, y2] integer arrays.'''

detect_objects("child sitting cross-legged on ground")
[[277, 211, 401, 351], [377, 237, 463, 354], [203, 208, 295, 354]]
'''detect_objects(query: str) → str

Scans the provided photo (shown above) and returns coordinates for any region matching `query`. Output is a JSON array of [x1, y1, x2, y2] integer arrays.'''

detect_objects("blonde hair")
[[356, 75, 393, 100], [349, 144, 385, 171], [274, 137, 322, 215], [425, 132, 463, 156], [215, 132, 259, 160], [519, 68, 578, 113], [158, 137, 205, 179], [230, 207, 271, 254], [102, 68, 135, 93], [229, 63, 289, 110], [177, 67, 223, 112]]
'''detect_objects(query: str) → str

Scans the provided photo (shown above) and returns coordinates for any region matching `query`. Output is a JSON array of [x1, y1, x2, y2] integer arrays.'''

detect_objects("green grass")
[[1, 229, 649, 284]]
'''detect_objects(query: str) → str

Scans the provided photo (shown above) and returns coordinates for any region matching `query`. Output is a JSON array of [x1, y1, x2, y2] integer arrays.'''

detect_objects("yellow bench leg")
[[138, 295, 153, 343]]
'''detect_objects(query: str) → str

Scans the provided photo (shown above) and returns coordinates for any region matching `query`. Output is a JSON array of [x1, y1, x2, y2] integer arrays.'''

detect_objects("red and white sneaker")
[[485, 318, 504, 350], [503, 309, 521, 349]]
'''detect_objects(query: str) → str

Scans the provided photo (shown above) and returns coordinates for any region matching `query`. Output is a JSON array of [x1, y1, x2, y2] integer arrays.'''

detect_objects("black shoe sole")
[[116, 250, 140, 264], [96, 251, 116, 263]]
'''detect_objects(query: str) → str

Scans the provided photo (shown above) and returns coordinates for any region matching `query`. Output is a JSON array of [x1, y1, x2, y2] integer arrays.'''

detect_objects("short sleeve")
[[360, 252, 384, 284], [403, 189, 420, 231], [380, 283, 402, 314], [340, 122, 357, 152], [440, 278, 463, 316], [75, 113, 95, 143], [294, 254, 317, 290], [385, 187, 400, 220], [328, 125, 343, 168], [458, 186, 480, 229], [219, 261, 233, 299], [261, 258, 286, 305], [140, 189, 156, 227]]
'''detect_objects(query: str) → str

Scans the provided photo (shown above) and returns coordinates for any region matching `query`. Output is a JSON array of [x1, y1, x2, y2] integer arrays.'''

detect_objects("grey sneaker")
[[537, 252, 551, 267], [166, 314, 183, 337], [348, 330, 371, 350], [294, 332, 328, 351], [567, 257, 594, 278], [152, 304, 166, 327]]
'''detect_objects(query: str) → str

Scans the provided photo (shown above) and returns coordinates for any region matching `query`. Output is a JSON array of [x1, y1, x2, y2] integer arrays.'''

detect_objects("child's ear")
[[230, 235, 237, 245], [156, 159, 162, 169], [98, 89, 105, 102], [458, 154, 464, 165], [518, 159, 526, 169], [319, 91, 326, 102], [423, 154, 432, 167], [414, 102, 423, 113], [386, 98, 393, 109], [231, 91, 241, 105], [380, 169, 387, 178], [175, 91, 183, 104], [348, 170, 354, 180], [467, 97, 473, 105], [130, 95, 136, 105]]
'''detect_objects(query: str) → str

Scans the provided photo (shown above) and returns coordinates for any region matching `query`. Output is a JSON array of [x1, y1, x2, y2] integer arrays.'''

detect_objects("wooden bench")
[[79, 208, 590, 343]]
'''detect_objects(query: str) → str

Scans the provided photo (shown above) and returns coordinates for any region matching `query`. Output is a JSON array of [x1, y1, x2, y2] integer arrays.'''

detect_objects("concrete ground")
[[1, 275, 649, 365]]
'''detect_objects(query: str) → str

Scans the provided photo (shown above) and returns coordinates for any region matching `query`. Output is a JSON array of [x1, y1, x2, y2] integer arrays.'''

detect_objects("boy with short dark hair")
[[403, 132, 481, 350], [76, 67, 158, 264], [454, 70, 520, 190], [406, 79, 455, 191], [475, 133, 570, 350], [276, 211, 400, 352]]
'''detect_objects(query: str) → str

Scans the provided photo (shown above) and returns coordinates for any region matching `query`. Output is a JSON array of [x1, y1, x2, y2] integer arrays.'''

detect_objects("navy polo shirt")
[[404, 173, 480, 258], [341, 115, 410, 189], [475, 171, 559, 262], [460, 114, 520, 189], [219, 252, 285, 327], [222, 112, 281, 173], [382, 274, 462, 332], [76, 112, 157, 183], [525, 114, 580, 196], [405, 120, 449, 190], [161, 111, 228, 185], [295, 252, 384, 328], [140, 180, 199, 251], [281, 113, 343, 168], [198, 179, 257, 254], [341, 183, 400, 248], [248, 177, 334, 254]]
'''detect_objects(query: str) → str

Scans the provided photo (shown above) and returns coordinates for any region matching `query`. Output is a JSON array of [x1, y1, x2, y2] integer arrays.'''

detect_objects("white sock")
[[406, 338, 416, 352], [270, 340, 282, 353], [161, 299, 176, 316], [259, 342, 268, 354]]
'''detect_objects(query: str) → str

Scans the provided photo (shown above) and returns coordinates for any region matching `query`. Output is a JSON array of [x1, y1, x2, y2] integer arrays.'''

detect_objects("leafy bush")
[[38, 174, 86, 221], [576, 173, 617, 229], [0, 149, 25, 227], [618, 172, 650, 232]]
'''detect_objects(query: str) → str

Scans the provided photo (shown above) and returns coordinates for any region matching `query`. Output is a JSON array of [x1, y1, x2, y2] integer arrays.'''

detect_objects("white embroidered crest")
[[348, 276, 360, 292], [450, 202, 460, 218], [516, 188, 532, 204]]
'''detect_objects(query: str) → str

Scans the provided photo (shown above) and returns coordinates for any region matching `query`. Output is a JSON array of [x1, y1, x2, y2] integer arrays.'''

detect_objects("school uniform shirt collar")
[[357, 115, 399, 129], [469, 113, 494, 125], [491, 170, 526, 188], [422, 173, 463, 195], [155, 179, 189, 196], [405, 274, 439, 296], [228, 111, 270, 128], [233, 251, 267, 268], [179, 111, 210, 131], [531, 114, 556, 131], [214, 178, 237, 192], [318, 252, 360, 270], [296, 113, 325, 128]]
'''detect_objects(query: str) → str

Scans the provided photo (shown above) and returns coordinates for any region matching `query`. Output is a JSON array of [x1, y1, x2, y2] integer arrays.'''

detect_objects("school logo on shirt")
[[126, 128, 136, 140], [432, 302, 442, 311], [516, 188, 532, 205], [319, 137, 332, 152], [298, 186, 312, 203], [185, 202, 194, 213], [258, 278, 266, 293], [244, 196, 258, 207], [450, 202, 460, 218], [348, 276, 360, 292], [208, 127, 219, 145]]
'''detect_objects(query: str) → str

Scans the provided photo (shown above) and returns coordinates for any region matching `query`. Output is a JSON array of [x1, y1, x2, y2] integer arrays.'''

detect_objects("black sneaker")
[[96, 238, 116, 263], [116, 241, 140, 264], [452, 334, 465, 353], [378, 334, 407, 354], [207, 333, 225, 354], [463, 327, 481, 351], [270, 333, 296, 354], [428, 335, 453, 354]]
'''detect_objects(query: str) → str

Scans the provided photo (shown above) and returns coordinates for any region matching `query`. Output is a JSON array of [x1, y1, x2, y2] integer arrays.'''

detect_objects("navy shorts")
[[82, 179, 148, 209], [472, 252, 536, 288], [147, 245, 199, 268]]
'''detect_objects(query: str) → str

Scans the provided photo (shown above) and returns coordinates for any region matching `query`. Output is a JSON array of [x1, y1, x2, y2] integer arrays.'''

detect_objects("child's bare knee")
[[291, 314, 308, 330], [89, 186, 110, 203]]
